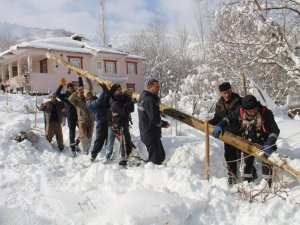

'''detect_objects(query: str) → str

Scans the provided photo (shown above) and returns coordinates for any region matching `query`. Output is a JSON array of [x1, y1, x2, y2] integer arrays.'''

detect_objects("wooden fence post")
[[34, 93, 38, 128], [205, 120, 210, 180], [6, 90, 8, 113]]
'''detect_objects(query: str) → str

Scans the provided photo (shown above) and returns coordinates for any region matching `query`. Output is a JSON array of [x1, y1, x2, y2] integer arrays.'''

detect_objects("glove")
[[262, 145, 272, 157], [99, 83, 108, 91], [213, 125, 223, 138], [162, 120, 170, 128], [60, 78, 66, 86]]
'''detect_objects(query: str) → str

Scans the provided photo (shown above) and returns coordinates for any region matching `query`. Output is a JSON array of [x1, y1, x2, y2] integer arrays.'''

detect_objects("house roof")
[[0, 35, 145, 60]]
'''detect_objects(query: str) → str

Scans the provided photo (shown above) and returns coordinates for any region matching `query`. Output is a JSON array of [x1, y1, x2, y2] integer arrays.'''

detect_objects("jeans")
[[105, 126, 115, 160], [91, 121, 108, 159], [68, 117, 77, 152]]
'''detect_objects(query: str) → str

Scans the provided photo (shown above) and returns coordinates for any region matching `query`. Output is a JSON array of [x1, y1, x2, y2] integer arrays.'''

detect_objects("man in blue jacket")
[[86, 83, 109, 162], [138, 79, 170, 165]]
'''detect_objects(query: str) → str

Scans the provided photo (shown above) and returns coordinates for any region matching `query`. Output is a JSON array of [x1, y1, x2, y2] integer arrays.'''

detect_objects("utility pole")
[[99, 0, 107, 45]]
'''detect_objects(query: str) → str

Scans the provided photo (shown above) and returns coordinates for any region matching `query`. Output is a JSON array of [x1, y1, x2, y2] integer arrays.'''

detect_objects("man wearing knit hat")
[[209, 82, 244, 185], [101, 83, 122, 163], [109, 83, 135, 166], [213, 94, 280, 187]]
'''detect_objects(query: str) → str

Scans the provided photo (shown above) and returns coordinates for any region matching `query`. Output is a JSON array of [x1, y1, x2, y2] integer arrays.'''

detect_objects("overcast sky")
[[0, 0, 216, 39]]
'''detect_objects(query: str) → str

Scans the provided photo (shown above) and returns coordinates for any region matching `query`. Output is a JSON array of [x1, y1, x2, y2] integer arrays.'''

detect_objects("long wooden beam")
[[47, 53, 300, 180], [159, 104, 300, 179]]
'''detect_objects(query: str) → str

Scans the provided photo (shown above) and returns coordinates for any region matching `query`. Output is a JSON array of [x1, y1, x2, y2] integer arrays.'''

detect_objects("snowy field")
[[0, 92, 300, 225]]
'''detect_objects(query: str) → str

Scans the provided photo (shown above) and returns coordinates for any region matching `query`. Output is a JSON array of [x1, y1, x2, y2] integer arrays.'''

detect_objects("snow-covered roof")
[[127, 54, 146, 60], [0, 35, 145, 60]]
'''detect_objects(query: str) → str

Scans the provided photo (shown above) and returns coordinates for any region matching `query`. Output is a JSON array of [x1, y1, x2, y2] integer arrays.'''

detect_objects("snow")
[[0, 92, 300, 225]]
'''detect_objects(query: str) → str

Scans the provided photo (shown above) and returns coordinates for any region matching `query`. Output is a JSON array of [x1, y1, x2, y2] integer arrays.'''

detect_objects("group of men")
[[39, 76, 280, 186], [210, 82, 280, 187], [39, 77, 169, 166]]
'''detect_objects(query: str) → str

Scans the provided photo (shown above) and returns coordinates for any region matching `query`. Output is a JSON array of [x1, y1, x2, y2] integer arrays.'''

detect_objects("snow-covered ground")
[[0, 92, 300, 225]]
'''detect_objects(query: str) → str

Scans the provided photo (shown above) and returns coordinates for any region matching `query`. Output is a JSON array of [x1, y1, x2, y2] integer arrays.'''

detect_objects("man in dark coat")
[[38, 93, 65, 150], [109, 84, 135, 166], [213, 95, 280, 187], [209, 82, 244, 184], [55, 76, 83, 157], [138, 79, 170, 165]]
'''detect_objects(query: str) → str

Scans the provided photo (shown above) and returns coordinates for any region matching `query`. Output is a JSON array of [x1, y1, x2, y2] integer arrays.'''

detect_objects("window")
[[126, 83, 135, 92], [5, 69, 9, 79], [126, 61, 137, 75], [96, 61, 102, 70], [71, 81, 79, 89], [12, 66, 18, 77], [68, 56, 83, 68], [104, 60, 117, 73], [40, 59, 48, 73]]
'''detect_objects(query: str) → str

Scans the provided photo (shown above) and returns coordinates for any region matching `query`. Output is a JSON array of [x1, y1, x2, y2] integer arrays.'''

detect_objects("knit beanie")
[[219, 82, 231, 92], [110, 84, 122, 96], [242, 95, 258, 110]]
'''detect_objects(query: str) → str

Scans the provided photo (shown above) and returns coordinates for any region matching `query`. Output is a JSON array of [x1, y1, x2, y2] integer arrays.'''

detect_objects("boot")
[[72, 151, 77, 157], [70, 145, 76, 157], [228, 176, 237, 185], [267, 179, 272, 188], [90, 157, 96, 162], [119, 160, 127, 167]]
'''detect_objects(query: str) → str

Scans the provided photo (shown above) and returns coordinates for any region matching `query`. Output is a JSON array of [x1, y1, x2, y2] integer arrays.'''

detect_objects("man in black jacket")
[[209, 82, 244, 184], [213, 95, 280, 186], [55, 76, 83, 157], [138, 79, 170, 165], [109, 84, 135, 166]]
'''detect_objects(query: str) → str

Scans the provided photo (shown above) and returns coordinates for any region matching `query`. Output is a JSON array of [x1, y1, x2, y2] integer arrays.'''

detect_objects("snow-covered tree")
[[127, 21, 197, 95], [209, 0, 300, 104]]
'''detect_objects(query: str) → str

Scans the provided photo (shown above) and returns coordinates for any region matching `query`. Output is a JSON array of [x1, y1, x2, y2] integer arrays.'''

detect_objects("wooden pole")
[[6, 90, 8, 113], [47, 53, 140, 102], [241, 71, 247, 96], [174, 92, 178, 136], [34, 93, 37, 128], [205, 120, 210, 180], [47, 53, 300, 180], [240, 71, 247, 177], [159, 104, 300, 180]]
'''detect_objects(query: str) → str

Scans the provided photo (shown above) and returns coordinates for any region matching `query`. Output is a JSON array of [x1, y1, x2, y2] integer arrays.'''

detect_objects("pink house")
[[0, 34, 145, 94]]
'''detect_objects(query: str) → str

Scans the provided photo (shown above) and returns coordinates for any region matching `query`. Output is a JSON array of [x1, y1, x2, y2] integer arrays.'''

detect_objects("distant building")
[[0, 34, 145, 94]]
